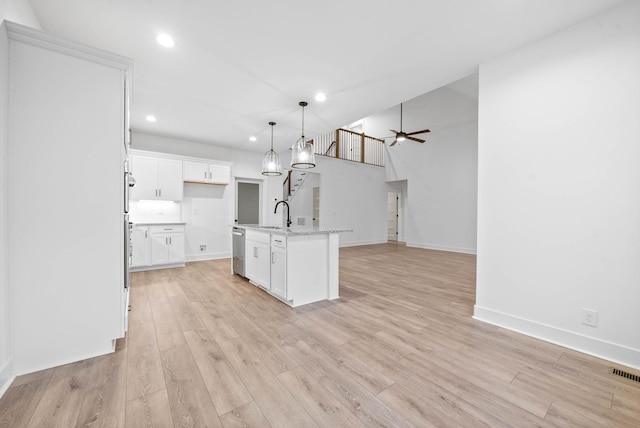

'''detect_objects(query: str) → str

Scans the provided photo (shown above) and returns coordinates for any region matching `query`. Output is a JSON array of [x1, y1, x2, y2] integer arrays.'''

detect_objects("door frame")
[[234, 177, 263, 225]]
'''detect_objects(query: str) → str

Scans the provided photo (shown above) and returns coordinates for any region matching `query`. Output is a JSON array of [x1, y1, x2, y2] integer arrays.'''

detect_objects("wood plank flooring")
[[1, 243, 639, 427]]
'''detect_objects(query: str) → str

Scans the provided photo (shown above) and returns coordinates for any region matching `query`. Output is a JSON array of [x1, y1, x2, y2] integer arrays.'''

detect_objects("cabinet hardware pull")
[[159, 189, 161, 197], [145, 230, 147, 238], [253, 247, 257, 257], [169, 237, 172, 245], [272, 252, 275, 264], [204, 171, 207, 179], [209, 171, 212, 179]]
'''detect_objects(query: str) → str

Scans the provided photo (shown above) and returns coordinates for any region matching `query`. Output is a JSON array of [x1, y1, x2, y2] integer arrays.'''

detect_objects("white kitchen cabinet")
[[130, 225, 150, 267], [131, 155, 183, 200], [270, 236, 287, 299], [150, 225, 185, 266], [183, 160, 230, 185], [245, 230, 271, 289], [5, 22, 132, 373]]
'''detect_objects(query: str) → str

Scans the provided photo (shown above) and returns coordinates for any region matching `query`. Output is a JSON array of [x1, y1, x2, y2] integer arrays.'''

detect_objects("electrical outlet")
[[199, 244, 206, 252], [582, 308, 598, 327]]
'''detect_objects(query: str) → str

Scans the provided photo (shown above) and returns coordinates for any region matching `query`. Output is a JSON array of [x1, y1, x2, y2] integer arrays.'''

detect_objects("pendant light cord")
[[301, 104, 305, 139], [299, 101, 307, 140]]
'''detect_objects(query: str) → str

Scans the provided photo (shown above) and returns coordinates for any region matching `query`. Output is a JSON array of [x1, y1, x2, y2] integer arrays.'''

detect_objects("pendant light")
[[290, 101, 316, 169], [262, 121, 282, 176]]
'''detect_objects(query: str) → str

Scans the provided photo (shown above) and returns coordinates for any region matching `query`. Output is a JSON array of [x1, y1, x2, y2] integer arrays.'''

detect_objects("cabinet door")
[[183, 161, 209, 183], [158, 158, 183, 201], [270, 246, 287, 298], [167, 233, 185, 263], [131, 226, 150, 267], [209, 165, 230, 184], [131, 155, 159, 200], [245, 240, 259, 281], [150, 233, 169, 265], [256, 242, 271, 289]]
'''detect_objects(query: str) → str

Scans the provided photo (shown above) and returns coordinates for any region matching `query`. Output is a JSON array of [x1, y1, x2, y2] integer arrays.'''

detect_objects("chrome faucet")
[[274, 200, 292, 227]]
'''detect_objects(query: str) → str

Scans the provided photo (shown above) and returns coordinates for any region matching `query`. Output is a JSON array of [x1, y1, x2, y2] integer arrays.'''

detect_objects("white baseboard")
[[186, 251, 230, 262], [0, 358, 15, 400], [473, 305, 640, 371], [406, 241, 477, 255], [339, 239, 388, 248]]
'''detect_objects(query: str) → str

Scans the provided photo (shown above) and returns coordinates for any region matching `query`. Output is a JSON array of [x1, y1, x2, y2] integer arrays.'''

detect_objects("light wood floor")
[[1, 243, 639, 427]]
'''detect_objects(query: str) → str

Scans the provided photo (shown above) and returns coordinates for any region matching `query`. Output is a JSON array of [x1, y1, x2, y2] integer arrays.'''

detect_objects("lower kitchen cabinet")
[[245, 230, 271, 289], [130, 225, 150, 267], [270, 236, 287, 298], [131, 224, 185, 270]]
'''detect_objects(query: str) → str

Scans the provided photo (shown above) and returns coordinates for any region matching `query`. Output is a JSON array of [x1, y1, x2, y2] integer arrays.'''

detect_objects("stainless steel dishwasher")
[[232, 227, 245, 277]]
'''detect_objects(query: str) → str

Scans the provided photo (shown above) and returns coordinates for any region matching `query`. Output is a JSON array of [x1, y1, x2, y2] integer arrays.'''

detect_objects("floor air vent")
[[609, 367, 640, 383]]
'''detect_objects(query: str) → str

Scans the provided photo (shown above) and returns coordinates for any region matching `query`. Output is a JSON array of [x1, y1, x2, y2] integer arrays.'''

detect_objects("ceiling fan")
[[388, 103, 430, 146]]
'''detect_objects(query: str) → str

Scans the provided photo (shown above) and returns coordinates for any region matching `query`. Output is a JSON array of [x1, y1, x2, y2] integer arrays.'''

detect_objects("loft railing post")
[[360, 133, 365, 164], [335, 129, 340, 159]]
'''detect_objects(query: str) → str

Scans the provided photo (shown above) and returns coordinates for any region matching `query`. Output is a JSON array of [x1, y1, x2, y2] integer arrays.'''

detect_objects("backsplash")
[[129, 200, 181, 223]]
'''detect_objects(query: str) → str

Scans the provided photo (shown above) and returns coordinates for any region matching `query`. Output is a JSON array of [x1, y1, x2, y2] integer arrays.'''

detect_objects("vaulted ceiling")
[[28, 0, 626, 152]]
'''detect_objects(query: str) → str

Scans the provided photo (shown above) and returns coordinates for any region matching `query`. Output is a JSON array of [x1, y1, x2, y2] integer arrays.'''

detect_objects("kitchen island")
[[233, 225, 351, 307]]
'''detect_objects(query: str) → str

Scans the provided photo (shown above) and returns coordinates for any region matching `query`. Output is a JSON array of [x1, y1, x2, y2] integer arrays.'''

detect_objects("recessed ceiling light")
[[156, 34, 175, 48], [315, 92, 326, 102], [249, 136, 257, 142], [145, 115, 157, 122]]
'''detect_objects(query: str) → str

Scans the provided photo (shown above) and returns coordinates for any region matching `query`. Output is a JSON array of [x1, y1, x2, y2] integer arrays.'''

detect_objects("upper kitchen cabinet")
[[130, 154, 183, 201], [4, 22, 132, 374], [183, 161, 230, 185]]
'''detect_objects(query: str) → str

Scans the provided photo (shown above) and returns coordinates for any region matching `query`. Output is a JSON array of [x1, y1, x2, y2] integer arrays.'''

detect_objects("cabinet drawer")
[[271, 235, 287, 248], [149, 225, 185, 234], [246, 229, 270, 244]]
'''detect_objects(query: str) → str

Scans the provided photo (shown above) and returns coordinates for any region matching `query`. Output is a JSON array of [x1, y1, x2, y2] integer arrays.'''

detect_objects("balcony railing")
[[310, 128, 385, 167]]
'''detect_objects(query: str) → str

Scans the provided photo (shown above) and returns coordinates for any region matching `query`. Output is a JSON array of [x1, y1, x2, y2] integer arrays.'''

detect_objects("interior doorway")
[[236, 180, 260, 224], [387, 192, 398, 241]]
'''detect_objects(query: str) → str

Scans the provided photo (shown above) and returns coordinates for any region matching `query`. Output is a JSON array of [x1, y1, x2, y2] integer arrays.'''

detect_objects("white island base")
[[237, 227, 346, 307]]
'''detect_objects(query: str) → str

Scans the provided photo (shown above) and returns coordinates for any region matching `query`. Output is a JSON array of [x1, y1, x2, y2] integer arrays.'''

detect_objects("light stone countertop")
[[133, 222, 187, 226], [233, 224, 352, 236]]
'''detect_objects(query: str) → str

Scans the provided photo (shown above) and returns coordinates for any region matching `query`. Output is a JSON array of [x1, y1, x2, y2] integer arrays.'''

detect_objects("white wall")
[[360, 82, 479, 253], [311, 156, 388, 246], [475, 0, 640, 369], [0, 22, 12, 398], [0, 0, 40, 392], [0, 5, 39, 397], [0, 0, 41, 28]]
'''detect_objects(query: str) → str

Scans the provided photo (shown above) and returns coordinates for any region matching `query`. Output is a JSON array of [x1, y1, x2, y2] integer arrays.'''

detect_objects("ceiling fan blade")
[[390, 139, 398, 147], [406, 129, 431, 136], [406, 136, 425, 143], [389, 129, 399, 135]]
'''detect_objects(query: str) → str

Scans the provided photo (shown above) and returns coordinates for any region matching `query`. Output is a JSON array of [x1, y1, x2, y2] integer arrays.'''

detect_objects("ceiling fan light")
[[396, 134, 406, 142]]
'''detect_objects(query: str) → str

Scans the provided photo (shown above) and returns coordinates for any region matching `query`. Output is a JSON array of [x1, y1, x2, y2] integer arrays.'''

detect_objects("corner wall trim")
[[473, 305, 640, 371], [0, 358, 15, 400]]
